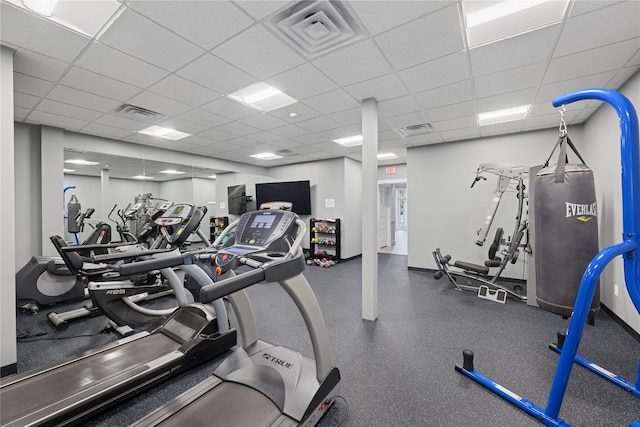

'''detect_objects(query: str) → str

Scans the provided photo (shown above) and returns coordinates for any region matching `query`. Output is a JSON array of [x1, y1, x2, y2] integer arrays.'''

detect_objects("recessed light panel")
[[63, 168, 75, 173], [132, 175, 155, 180], [228, 82, 297, 112], [159, 169, 186, 175], [138, 126, 191, 141], [65, 159, 100, 166], [250, 153, 283, 160], [377, 153, 398, 160], [333, 135, 363, 147], [463, 0, 569, 48], [478, 105, 530, 126]]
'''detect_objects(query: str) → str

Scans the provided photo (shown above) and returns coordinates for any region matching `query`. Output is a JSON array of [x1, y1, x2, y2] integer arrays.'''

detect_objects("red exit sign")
[[385, 166, 396, 174]]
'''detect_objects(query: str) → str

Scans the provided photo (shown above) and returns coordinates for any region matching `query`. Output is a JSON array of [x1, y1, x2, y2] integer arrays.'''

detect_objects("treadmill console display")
[[155, 203, 193, 226], [235, 210, 296, 247]]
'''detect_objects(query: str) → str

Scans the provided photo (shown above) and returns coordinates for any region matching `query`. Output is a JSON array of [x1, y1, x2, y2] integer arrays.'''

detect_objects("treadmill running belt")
[[154, 381, 281, 426], [1, 333, 180, 425]]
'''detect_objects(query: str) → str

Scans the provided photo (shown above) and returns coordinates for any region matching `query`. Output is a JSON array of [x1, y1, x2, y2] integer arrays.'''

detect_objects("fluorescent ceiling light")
[[23, 0, 57, 16], [377, 153, 398, 160], [333, 135, 363, 147], [228, 82, 297, 112], [14, 0, 121, 37], [478, 105, 530, 126], [132, 175, 155, 180], [463, 0, 569, 48], [250, 153, 283, 160], [208, 175, 217, 179], [65, 159, 100, 166], [160, 169, 186, 175], [63, 168, 75, 173], [138, 125, 191, 141]]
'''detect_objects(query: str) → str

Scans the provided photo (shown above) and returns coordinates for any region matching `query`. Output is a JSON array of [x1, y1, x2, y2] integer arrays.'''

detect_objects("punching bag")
[[67, 195, 81, 233], [534, 134, 600, 317]]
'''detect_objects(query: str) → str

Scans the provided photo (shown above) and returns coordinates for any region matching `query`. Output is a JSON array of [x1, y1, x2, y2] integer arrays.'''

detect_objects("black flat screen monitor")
[[227, 184, 246, 215], [255, 180, 311, 215]]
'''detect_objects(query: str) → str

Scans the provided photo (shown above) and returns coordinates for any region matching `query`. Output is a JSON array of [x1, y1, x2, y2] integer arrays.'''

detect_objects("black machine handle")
[[470, 175, 486, 188], [91, 247, 175, 262], [60, 241, 137, 252], [115, 251, 185, 276], [200, 268, 266, 304]]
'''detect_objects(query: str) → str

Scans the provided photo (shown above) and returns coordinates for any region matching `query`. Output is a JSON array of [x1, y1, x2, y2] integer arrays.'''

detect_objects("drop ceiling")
[[2, 0, 640, 173]]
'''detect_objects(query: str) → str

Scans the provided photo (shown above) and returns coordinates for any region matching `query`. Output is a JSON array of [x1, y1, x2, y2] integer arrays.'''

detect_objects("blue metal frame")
[[456, 88, 640, 426]]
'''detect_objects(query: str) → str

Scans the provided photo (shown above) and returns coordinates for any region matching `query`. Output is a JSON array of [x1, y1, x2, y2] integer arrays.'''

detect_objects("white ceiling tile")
[[156, 118, 208, 135], [246, 131, 283, 143], [13, 49, 68, 82], [523, 110, 580, 132], [95, 114, 150, 132], [129, 0, 254, 50], [200, 97, 259, 121], [480, 121, 525, 137], [0, 3, 90, 62], [399, 51, 469, 93], [75, 42, 169, 88], [344, 73, 409, 102], [27, 110, 87, 131], [265, 63, 338, 100], [295, 116, 341, 133], [302, 89, 359, 115], [271, 124, 310, 138], [177, 109, 231, 128], [432, 115, 477, 132], [378, 95, 421, 119], [13, 72, 53, 97], [544, 39, 640, 84], [217, 121, 261, 137], [383, 111, 430, 129], [60, 67, 142, 101], [379, 129, 400, 141], [475, 62, 547, 99], [476, 88, 538, 113], [440, 127, 480, 141], [198, 128, 237, 142], [375, 4, 464, 70], [327, 108, 361, 127], [312, 40, 393, 86], [413, 79, 474, 110], [238, 113, 289, 131], [405, 132, 444, 146], [470, 24, 562, 76], [99, 9, 204, 72], [212, 26, 304, 80], [176, 53, 255, 95], [79, 123, 134, 140], [568, 1, 622, 17], [627, 49, 640, 67], [535, 71, 618, 103], [350, 0, 454, 36], [47, 85, 121, 112], [555, 1, 640, 58], [530, 100, 583, 118], [37, 99, 103, 122], [127, 91, 194, 117], [14, 92, 40, 109], [15, 106, 30, 120], [425, 100, 477, 122], [179, 135, 214, 146], [571, 107, 600, 124], [379, 138, 411, 149], [232, 1, 291, 21], [609, 66, 640, 90], [271, 139, 304, 149], [148, 75, 221, 108]]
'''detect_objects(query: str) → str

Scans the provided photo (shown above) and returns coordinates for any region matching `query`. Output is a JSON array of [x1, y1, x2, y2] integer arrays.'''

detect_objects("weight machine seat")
[[453, 260, 489, 275]]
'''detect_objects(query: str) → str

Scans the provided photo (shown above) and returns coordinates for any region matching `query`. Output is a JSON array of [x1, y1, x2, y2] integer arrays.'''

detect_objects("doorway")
[[378, 179, 407, 255]]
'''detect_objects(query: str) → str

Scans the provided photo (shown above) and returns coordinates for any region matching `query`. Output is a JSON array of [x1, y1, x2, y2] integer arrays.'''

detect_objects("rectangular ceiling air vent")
[[112, 104, 166, 123], [266, 0, 366, 58], [395, 123, 434, 138]]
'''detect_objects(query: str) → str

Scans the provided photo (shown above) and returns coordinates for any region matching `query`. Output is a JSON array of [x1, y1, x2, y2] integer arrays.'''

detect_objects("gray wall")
[[581, 70, 640, 332], [378, 163, 407, 181]]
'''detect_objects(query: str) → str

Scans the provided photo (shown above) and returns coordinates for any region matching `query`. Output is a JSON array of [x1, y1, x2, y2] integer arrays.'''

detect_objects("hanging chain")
[[558, 105, 567, 137]]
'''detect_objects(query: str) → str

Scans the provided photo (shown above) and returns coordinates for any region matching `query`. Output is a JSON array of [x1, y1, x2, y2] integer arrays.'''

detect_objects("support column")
[[101, 168, 110, 219], [362, 98, 378, 321], [1, 45, 17, 376], [41, 126, 65, 256]]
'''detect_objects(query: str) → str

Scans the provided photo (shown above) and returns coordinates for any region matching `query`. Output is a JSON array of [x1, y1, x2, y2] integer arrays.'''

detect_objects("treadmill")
[[0, 207, 238, 427], [131, 209, 341, 427]]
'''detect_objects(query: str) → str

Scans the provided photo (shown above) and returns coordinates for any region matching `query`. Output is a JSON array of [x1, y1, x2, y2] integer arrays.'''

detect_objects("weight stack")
[[534, 163, 600, 316]]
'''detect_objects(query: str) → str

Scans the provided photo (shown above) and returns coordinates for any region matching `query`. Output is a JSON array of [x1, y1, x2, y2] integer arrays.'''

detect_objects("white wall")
[[344, 158, 363, 259], [378, 163, 407, 181], [407, 126, 586, 280], [581, 70, 640, 333]]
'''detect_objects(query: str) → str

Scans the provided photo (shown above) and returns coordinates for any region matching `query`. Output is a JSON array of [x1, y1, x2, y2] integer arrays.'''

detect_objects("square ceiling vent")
[[266, 0, 366, 58], [112, 104, 166, 123], [395, 123, 434, 138]]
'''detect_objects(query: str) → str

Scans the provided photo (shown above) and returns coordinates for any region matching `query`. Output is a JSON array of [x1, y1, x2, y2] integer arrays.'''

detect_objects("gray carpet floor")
[[12, 253, 640, 426]]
